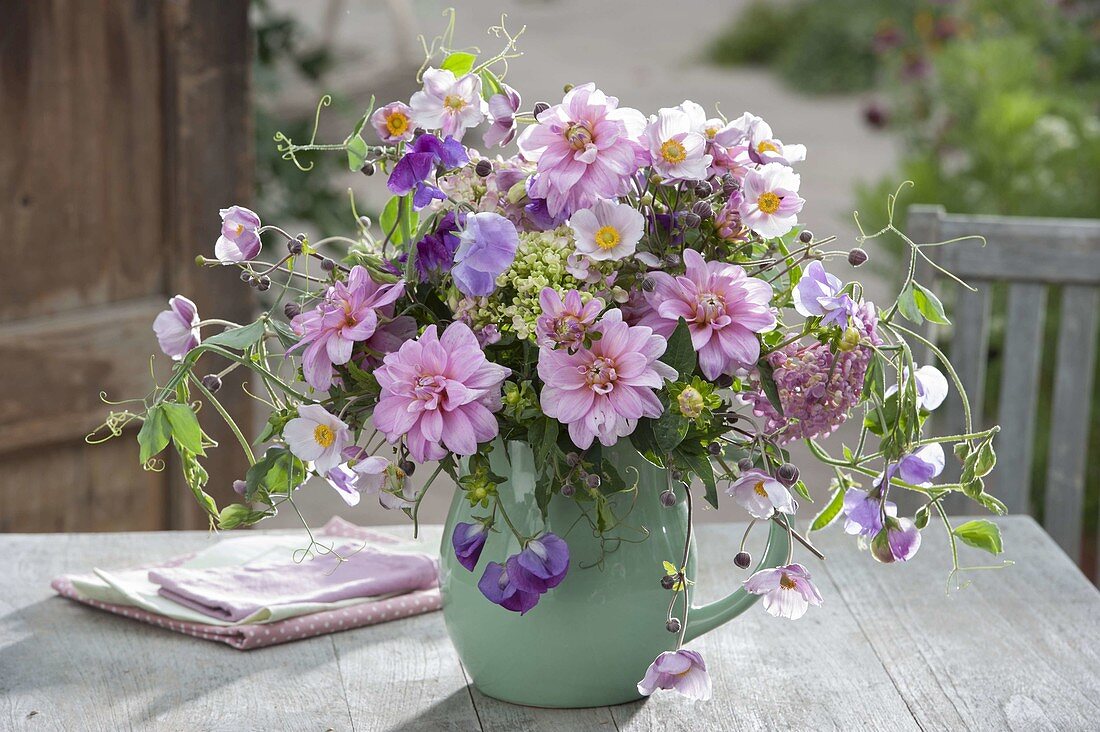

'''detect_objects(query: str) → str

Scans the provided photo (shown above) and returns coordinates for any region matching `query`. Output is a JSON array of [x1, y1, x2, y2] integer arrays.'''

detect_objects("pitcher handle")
[[683, 519, 792, 642]]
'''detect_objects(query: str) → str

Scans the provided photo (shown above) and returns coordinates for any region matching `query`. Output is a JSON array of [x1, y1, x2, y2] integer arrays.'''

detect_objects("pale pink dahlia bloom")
[[640, 249, 776, 380], [535, 288, 604, 351], [517, 83, 646, 218], [738, 163, 805, 239], [568, 198, 645, 261], [538, 309, 676, 449], [373, 322, 510, 462], [743, 563, 823, 620], [644, 106, 712, 182], [409, 67, 487, 141]]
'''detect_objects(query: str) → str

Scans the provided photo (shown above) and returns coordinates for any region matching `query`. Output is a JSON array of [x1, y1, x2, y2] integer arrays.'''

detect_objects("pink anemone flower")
[[743, 563, 823, 620], [639, 249, 776, 380]]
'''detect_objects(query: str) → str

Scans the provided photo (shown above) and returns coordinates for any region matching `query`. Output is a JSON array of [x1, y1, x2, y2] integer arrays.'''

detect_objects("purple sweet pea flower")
[[483, 83, 521, 148], [452, 521, 489, 572], [637, 649, 712, 701], [215, 206, 262, 263], [415, 212, 460, 281], [842, 487, 895, 538], [477, 561, 542, 614], [871, 516, 923, 563], [452, 211, 519, 296], [153, 295, 200, 360], [508, 533, 570, 593], [387, 134, 469, 210], [875, 443, 946, 489], [793, 261, 855, 328]]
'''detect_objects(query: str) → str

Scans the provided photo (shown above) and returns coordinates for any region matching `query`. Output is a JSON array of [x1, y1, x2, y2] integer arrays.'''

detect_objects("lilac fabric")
[[149, 542, 437, 622]]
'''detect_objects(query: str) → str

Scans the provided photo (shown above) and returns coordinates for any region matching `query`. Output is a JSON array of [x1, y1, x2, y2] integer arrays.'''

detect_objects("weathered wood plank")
[[1042, 286, 1100, 563], [467, 683, 616, 732], [822, 516, 1100, 731], [994, 283, 1047, 513], [609, 524, 922, 731]]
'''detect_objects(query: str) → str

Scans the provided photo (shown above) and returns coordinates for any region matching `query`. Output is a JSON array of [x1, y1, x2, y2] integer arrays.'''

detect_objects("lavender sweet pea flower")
[[636, 649, 712, 701], [477, 561, 542, 614], [387, 134, 469, 210], [323, 447, 389, 507], [153, 295, 200, 360], [508, 533, 570, 593], [886, 364, 948, 412], [452, 521, 489, 572], [793, 261, 855, 328], [483, 83, 521, 148], [452, 212, 519, 296], [876, 443, 946, 489], [842, 488, 896, 538], [215, 206, 262, 263], [871, 517, 923, 563]]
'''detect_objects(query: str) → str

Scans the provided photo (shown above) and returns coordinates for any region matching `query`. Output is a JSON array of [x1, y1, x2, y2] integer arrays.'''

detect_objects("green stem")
[[188, 373, 256, 465]]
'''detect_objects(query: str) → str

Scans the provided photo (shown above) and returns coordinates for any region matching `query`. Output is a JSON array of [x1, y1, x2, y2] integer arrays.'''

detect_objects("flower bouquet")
[[96, 13, 1005, 706]]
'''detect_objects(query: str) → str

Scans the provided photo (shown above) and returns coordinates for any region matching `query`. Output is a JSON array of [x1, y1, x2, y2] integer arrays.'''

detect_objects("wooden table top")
[[1, 516, 1098, 731]]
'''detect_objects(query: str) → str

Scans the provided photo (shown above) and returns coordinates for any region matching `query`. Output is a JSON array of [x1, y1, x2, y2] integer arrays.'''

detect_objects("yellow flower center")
[[660, 139, 687, 164], [705, 126, 719, 139], [443, 94, 467, 112], [779, 573, 797, 590], [757, 191, 781, 214], [313, 424, 335, 448], [594, 225, 621, 250], [234, 223, 244, 235], [754, 481, 769, 497], [386, 112, 409, 136], [565, 123, 594, 150], [757, 140, 778, 153]]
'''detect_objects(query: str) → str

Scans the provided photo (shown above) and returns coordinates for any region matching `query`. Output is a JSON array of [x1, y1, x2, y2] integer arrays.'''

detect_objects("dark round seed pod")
[[715, 374, 734, 388], [776, 462, 800, 487], [565, 452, 581, 467], [533, 102, 550, 117], [475, 159, 493, 177], [256, 276, 271, 291], [283, 302, 301, 319], [692, 200, 713, 220], [232, 479, 248, 497], [848, 247, 869, 267], [737, 457, 754, 473], [734, 551, 752, 569], [560, 482, 576, 497], [585, 473, 601, 489], [798, 230, 814, 244], [694, 180, 713, 197], [360, 161, 376, 176], [660, 575, 676, 590], [707, 442, 722, 456], [287, 238, 304, 255], [641, 277, 656, 292], [240, 270, 253, 283], [660, 489, 677, 508], [200, 374, 222, 392], [683, 212, 702, 229], [399, 459, 416, 476], [320, 258, 336, 272], [666, 618, 682, 633]]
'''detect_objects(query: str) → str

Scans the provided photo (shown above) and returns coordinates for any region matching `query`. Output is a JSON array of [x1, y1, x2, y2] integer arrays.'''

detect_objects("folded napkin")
[[51, 518, 442, 650]]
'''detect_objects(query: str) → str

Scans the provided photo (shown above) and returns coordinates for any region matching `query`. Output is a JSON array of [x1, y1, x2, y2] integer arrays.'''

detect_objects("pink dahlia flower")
[[535, 287, 604, 351], [640, 249, 776, 380], [644, 106, 711, 182], [373, 322, 510, 462], [517, 83, 646, 218], [743, 563, 823, 620], [738, 163, 805, 239], [538, 309, 676, 449], [290, 266, 405, 392], [409, 67, 487, 141], [370, 101, 415, 143]]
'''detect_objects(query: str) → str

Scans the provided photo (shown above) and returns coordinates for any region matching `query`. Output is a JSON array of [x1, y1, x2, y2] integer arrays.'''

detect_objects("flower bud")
[[691, 200, 713, 220], [660, 575, 675, 590], [715, 374, 734, 388], [232, 479, 248, 497], [737, 457, 754, 473], [320, 258, 336, 272], [563, 83, 574, 93], [360, 161, 376, 176], [870, 529, 896, 564], [798, 230, 814, 244], [694, 180, 713, 197], [475, 159, 493, 177], [561, 482, 576, 497], [660, 489, 677, 507], [585, 473, 601, 489], [848, 247, 868, 267], [200, 374, 222, 392], [666, 618, 682, 633], [565, 452, 581, 467], [284, 302, 301, 319], [838, 326, 861, 352], [399, 459, 416, 476], [240, 270, 253, 283], [707, 442, 722, 456], [287, 238, 303, 255], [677, 386, 705, 419], [776, 462, 799, 487], [641, 277, 656, 292], [358, 215, 372, 229], [533, 102, 550, 117], [683, 212, 702, 229], [734, 551, 752, 569], [256, 276, 271, 292]]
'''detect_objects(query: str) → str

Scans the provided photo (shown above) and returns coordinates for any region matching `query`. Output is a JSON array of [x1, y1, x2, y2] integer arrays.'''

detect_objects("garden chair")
[[909, 205, 1100, 573]]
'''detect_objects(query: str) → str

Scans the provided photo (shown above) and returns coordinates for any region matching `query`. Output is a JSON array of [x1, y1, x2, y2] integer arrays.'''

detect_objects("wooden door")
[[0, 0, 253, 531]]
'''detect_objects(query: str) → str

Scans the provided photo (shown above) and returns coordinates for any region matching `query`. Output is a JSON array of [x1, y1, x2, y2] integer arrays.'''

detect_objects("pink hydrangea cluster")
[[743, 301, 879, 444]]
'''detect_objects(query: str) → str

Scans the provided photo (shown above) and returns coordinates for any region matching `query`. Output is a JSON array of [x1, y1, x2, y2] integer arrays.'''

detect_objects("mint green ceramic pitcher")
[[439, 439, 791, 708]]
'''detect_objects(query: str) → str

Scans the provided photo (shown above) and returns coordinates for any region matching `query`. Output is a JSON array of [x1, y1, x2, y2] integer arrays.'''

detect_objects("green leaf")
[[629, 420, 665, 468], [791, 479, 812, 502], [977, 493, 1008, 516], [479, 68, 503, 98], [652, 411, 689, 453], [137, 405, 171, 463], [659, 319, 696, 380], [346, 134, 368, 172], [268, 318, 299, 350], [953, 519, 1003, 555], [861, 351, 887, 402], [912, 282, 949, 325], [897, 284, 923, 325], [379, 196, 419, 246], [810, 485, 845, 532], [177, 446, 216, 517], [163, 402, 205, 456], [677, 450, 718, 509], [245, 447, 309, 500], [441, 51, 477, 76], [757, 359, 784, 416], [864, 393, 900, 436], [203, 319, 265, 350]]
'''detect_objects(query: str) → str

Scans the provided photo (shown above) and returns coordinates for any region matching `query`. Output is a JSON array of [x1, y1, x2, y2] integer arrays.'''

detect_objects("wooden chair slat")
[[994, 283, 1048, 514], [1042, 285, 1100, 562]]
